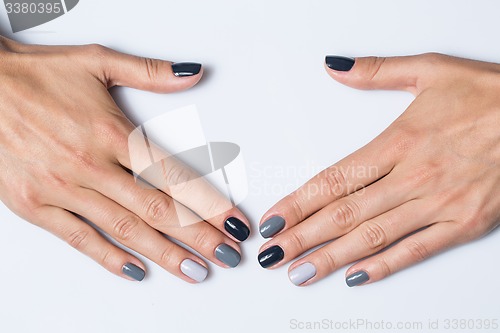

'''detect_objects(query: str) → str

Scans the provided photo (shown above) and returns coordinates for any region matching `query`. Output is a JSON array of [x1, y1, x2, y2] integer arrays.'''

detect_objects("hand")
[[0, 36, 250, 283], [257, 53, 500, 287]]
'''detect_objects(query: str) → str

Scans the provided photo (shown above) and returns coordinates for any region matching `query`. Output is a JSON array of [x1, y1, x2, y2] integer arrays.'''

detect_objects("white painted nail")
[[289, 263, 316, 286], [180, 259, 208, 283]]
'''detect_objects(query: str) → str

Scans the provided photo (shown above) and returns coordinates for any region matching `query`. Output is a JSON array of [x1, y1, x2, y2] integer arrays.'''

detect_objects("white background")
[[1, 1, 499, 332]]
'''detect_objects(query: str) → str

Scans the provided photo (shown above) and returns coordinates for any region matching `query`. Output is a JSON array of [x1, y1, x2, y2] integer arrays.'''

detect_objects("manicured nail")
[[224, 217, 250, 241], [289, 263, 316, 286], [260, 216, 285, 238], [325, 56, 355, 71], [122, 263, 145, 282], [172, 62, 202, 77], [215, 244, 241, 268], [258, 245, 284, 268], [180, 259, 208, 283], [346, 271, 369, 287]]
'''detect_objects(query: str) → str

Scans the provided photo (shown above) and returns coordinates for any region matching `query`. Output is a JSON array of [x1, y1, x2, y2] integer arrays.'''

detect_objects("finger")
[[86, 44, 203, 93], [90, 167, 243, 267], [61, 188, 209, 283], [344, 221, 463, 287], [259, 136, 396, 238], [286, 199, 437, 286], [35, 206, 146, 281], [113, 143, 251, 242], [324, 54, 437, 95], [258, 171, 412, 268]]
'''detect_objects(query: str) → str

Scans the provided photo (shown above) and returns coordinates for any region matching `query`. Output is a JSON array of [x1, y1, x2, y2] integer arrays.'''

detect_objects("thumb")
[[88, 44, 203, 93], [324, 54, 436, 95]]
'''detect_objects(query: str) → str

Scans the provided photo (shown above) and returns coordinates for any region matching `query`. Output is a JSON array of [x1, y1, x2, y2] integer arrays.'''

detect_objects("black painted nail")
[[346, 271, 369, 287], [325, 56, 355, 71], [258, 245, 285, 268], [122, 263, 145, 281], [224, 217, 250, 241], [172, 62, 202, 77]]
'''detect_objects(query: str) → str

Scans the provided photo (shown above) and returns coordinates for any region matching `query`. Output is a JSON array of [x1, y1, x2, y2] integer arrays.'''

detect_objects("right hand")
[[0, 36, 250, 283]]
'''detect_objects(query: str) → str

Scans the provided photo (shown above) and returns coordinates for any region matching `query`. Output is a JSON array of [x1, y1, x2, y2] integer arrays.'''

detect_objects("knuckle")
[[71, 150, 99, 173], [100, 249, 113, 267], [360, 222, 387, 250], [405, 163, 440, 188], [95, 118, 129, 146], [320, 251, 338, 271], [421, 52, 445, 66], [84, 43, 109, 57], [364, 57, 387, 82], [376, 258, 393, 278], [142, 57, 160, 82], [284, 232, 308, 252], [289, 195, 305, 222], [193, 230, 212, 251], [405, 239, 430, 262], [144, 194, 171, 225], [112, 215, 140, 242], [329, 200, 360, 231], [322, 167, 347, 197], [159, 246, 174, 267], [11, 182, 41, 216], [67, 229, 89, 250], [387, 124, 419, 158], [164, 165, 195, 191]]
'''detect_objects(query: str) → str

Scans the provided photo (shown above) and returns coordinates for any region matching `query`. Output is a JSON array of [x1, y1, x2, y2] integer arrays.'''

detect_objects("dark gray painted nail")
[[346, 271, 369, 287], [215, 244, 241, 268], [172, 62, 202, 77], [122, 263, 145, 281], [325, 56, 355, 71], [260, 216, 286, 238]]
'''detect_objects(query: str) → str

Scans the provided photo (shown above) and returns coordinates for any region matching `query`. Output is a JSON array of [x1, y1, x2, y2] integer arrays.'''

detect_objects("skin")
[[260, 53, 500, 286], [0, 36, 250, 283]]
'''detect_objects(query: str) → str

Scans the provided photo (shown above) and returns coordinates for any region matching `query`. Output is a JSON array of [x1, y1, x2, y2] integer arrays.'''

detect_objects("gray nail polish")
[[180, 259, 208, 283], [122, 263, 145, 282], [289, 262, 316, 286], [260, 216, 286, 238], [215, 244, 241, 268], [346, 271, 370, 287]]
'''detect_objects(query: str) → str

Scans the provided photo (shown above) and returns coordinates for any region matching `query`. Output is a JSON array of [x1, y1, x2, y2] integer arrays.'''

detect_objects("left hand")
[[257, 53, 500, 287]]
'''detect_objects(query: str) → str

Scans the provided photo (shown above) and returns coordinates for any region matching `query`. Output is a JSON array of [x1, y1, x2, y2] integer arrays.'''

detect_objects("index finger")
[[259, 136, 398, 238], [118, 121, 250, 242]]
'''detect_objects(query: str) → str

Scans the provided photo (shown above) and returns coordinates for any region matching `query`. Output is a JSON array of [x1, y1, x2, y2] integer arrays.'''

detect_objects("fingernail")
[[346, 271, 369, 287], [224, 217, 250, 241], [258, 245, 284, 268], [325, 56, 355, 71], [122, 263, 145, 282], [215, 244, 241, 268], [289, 262, 316, 286], [172, 62, 202, 77], [180, 259, 208, 283], [260, 216, 285, 238]]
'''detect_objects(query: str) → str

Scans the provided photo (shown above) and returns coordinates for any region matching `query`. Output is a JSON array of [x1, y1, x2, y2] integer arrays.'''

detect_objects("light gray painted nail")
[[289, 263, 316, 286], [260, 216, 286, 238], [181, 259, 208, 283], [215, 244, 241, 268], [346, 271, 369, 287], [122, 263, 145, 281]]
